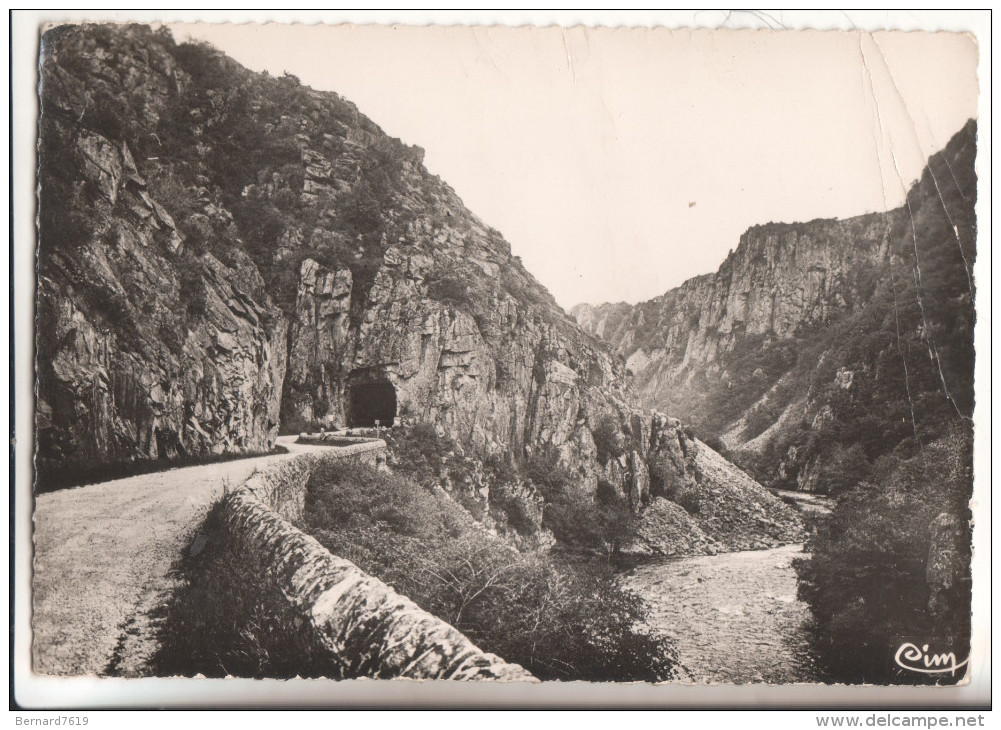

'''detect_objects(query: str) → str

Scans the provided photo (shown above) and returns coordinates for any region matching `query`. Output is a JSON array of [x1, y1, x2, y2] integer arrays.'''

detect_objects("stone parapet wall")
[[247, 439, 385, 521], [295, 432, 385, 449], [219, 447, 535, 681]]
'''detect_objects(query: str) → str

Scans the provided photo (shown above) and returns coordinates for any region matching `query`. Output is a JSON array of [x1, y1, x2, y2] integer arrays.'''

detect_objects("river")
[[622, 543, 821, 684]]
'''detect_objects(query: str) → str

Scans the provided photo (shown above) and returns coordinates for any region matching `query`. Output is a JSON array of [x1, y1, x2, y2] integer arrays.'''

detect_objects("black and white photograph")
[[11, 9, 990, 711]]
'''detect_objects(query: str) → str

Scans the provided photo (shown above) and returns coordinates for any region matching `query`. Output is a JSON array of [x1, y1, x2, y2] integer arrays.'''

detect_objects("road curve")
[[31, 436, 327, 677]]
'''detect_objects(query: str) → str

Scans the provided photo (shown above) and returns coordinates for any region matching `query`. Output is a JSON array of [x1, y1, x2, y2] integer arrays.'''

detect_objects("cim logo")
[[894, 642, 969, 676]]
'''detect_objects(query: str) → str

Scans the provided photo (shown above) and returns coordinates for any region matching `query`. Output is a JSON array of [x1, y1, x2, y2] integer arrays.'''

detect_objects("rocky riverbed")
[[622, 544, 820, 684]]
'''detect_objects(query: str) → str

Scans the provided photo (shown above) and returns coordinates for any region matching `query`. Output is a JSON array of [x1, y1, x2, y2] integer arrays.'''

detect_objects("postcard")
[[12, 10, 990, 711]]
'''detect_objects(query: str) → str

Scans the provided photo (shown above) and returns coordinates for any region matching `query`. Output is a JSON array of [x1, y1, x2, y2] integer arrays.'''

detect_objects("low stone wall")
[[295, 432, 386, 449], [217, 445, 535, 681], [250, 440, 385, 522]]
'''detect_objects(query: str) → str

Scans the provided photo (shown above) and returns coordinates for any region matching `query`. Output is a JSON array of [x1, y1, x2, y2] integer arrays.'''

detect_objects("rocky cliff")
[[36, 27, 288, 483], [575, 121, 977, 494], [573, 212, 891, 414], [36, 24, 633, 483], [35, 23, 801, 555]]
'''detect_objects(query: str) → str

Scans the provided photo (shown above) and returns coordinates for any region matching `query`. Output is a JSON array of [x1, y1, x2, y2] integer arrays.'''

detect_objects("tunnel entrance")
[[347, 380, 397, 427]]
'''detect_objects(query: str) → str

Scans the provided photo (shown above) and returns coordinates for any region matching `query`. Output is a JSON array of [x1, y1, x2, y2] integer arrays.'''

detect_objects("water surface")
[[623, 544, 820, 684]]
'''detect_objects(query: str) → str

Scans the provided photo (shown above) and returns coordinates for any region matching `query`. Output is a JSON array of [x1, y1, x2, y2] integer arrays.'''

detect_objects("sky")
[[166, 20, 979, 309]]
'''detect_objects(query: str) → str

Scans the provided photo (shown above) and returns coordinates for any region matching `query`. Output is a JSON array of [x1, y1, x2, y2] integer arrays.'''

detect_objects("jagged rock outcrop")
[[39, 25, 641, 489], [39, 25, 636, 484], [575, 121, 977, 497], [37, 32, 288, 483], [573, 213, 892, 432], [622, 424, 804, 557]]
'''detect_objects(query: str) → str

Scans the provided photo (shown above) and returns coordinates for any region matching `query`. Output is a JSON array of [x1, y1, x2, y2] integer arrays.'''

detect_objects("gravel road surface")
[[31, 436, 323, 677]]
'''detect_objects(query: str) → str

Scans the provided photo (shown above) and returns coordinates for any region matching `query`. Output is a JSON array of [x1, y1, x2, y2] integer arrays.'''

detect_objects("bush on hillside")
[[794, 430, 972, 684], [523, 445, 638, 555], [592, 415, 626, 465], [301, 459, 677, 682]]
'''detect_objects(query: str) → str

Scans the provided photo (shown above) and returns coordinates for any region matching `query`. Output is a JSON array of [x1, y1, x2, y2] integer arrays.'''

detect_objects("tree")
[[794, 429, 972, 684]]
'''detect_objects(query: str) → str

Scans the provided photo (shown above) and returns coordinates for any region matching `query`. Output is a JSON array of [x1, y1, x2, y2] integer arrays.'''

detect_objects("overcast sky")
[[167, 21, 978, 308]]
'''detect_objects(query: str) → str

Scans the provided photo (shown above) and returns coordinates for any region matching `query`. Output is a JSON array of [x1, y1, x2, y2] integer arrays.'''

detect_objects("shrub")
[[817, 443, 872, 496], [81, 89, 131, 141], [489, 485, 539, 536], [484, 455, 540, 536], [175, 256, 208, 319], [307, 459, 465, 540], [339, 179, 384, 233], [742, 403, 780, 440], [523, 445, 573, 501], [794, 430, 972, 684], [383, 421, 451, 489], [593, 479, 639, 553], [595, 478, 620, 505], [647, 457, 671, 498], [592, 415, 625, 465], [302, 461, 677, 681], [522, 447, 638, 555], [426, 268, 474, 310], [541, 492, 605, 550], [484, 453, 519, 485], [698, 432, 727, 454], [650, 458, 701, 516], [673, 485, 701, 516], [233, 199, 286, 265]]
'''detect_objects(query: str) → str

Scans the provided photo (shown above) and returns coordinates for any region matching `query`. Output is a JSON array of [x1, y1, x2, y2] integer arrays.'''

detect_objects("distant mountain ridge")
[[574, 120, 976, 493]]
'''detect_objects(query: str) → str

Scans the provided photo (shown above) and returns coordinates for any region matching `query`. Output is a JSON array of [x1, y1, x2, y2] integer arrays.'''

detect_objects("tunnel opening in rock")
[[347, 380, 397, 427]]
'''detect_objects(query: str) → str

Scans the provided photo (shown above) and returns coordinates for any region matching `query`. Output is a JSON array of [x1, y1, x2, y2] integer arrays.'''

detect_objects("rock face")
[[282, 221, 632, 474], [573, 213, 891, 414], [574, 121, 977, 496], [34, 23, 636, 488], [36, 27, 288, 484], [35, 24, 802, 557]]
